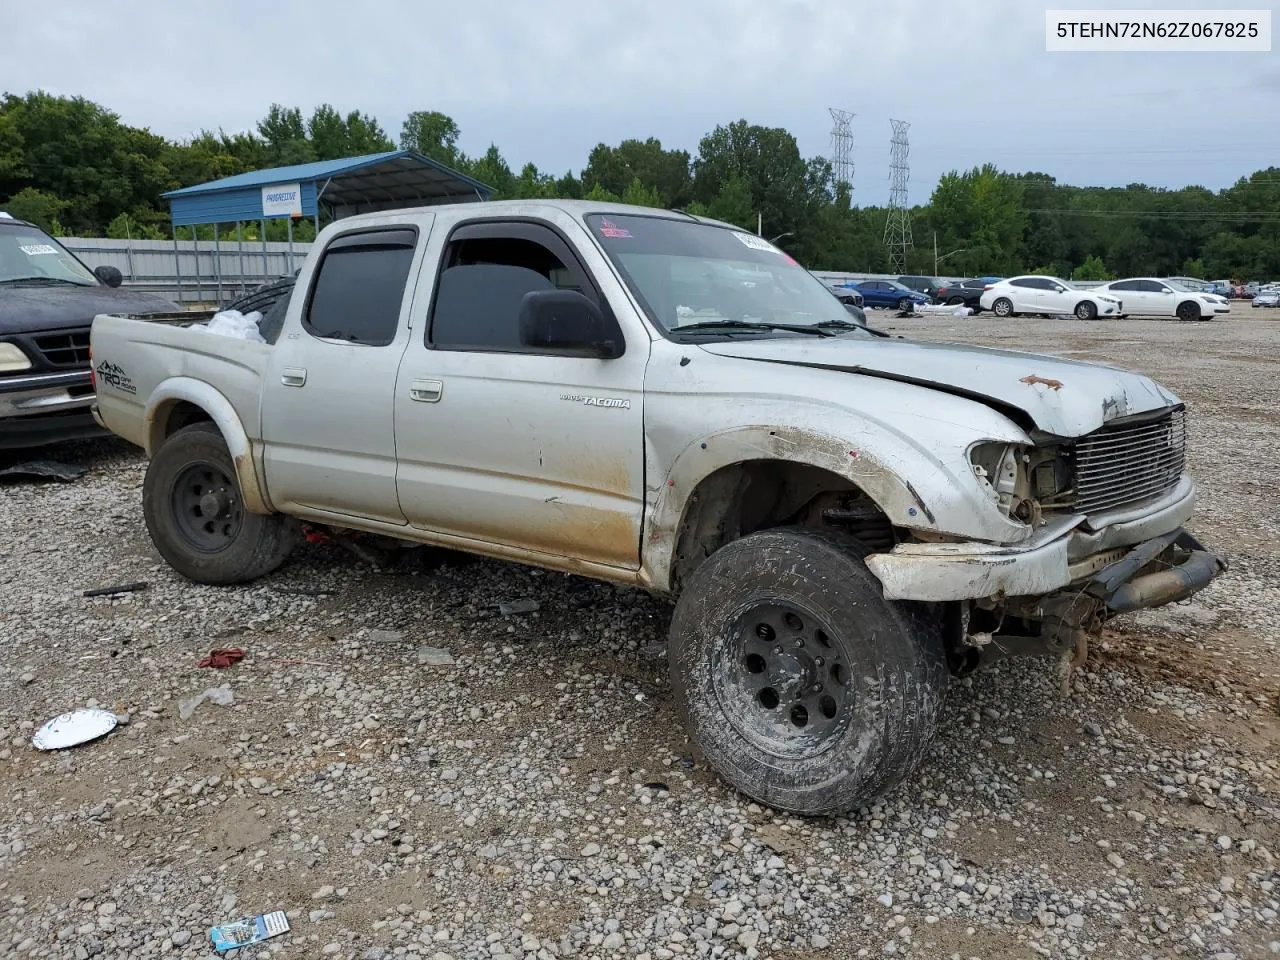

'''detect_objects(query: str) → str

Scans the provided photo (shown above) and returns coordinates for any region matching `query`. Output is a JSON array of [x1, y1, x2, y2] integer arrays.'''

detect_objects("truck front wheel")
[[668, 528, 947, 815], [143, 422, 300, 585]]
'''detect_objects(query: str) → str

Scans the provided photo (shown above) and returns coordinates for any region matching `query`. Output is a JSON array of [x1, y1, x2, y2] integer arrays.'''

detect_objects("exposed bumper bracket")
[[1086, 528, 1226, 614]]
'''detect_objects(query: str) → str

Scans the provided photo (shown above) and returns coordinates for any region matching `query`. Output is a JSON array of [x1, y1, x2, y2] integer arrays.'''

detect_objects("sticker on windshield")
[[733, 233, 780, 253], [597, 218, 632, 239], [19, 244, 59, 256]]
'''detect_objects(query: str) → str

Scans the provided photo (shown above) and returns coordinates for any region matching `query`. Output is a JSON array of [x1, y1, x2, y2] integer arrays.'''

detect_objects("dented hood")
[[699, 336, 1179, 437]]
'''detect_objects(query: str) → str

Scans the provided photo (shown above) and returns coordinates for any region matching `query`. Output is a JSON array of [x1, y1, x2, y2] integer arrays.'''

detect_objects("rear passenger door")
[[261, 225, 426, 524]]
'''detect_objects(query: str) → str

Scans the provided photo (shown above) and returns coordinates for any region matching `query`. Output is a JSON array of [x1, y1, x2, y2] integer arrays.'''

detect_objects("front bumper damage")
[[865, 475, 1215, 607]]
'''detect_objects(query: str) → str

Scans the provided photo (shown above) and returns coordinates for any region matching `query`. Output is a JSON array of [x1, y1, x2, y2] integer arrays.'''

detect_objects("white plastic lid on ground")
[[31, 708, 118, 750]]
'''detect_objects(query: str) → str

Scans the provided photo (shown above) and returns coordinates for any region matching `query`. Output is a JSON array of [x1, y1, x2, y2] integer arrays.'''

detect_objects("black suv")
[[0, 214, 180, 448]]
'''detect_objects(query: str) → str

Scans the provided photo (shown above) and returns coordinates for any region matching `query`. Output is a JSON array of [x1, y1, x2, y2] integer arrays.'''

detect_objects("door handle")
[[409, 378, 443, 403], [281, 367, 307, 387]]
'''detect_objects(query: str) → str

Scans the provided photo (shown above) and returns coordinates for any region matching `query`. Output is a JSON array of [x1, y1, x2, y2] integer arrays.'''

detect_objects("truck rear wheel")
[[667, 528, 947, 815], [143, 423, 299, 585]]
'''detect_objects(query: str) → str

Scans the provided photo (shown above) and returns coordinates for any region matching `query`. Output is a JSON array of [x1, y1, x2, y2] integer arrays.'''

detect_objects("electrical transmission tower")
[[883, 119, 913, 274], [828, 108, 855, 201]]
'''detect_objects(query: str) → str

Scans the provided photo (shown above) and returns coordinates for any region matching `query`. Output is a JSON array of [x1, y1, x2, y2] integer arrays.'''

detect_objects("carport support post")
[[213, 223, 222, 305], [287, 218, 294, 272], [260, 219, 268, 281], [191, 226, 202, 304], [172, 224, 183, 302], [235, 222, 245, 296]]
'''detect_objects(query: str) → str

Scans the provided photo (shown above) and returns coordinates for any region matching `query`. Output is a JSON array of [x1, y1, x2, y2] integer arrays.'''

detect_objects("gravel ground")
[[1, 308, 1278, 960]]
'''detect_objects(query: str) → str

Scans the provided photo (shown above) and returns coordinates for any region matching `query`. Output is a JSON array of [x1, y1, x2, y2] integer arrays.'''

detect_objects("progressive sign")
[[261, 183, 303, 218]]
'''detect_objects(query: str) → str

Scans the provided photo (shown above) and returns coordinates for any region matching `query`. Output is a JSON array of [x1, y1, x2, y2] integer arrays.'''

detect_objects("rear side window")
[[1010, 278, 1036, 288], [304, 228, 417, 346]]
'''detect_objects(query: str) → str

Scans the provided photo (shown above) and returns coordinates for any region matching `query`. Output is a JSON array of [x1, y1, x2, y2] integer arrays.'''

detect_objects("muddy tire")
[[667, 528, 948, 816], [143, 423, 300, 585], [991, 297, 1013, 318]]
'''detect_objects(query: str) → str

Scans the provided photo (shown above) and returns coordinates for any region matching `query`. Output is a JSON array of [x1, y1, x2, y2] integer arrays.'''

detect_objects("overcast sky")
[[3, 0, 1276, 204]]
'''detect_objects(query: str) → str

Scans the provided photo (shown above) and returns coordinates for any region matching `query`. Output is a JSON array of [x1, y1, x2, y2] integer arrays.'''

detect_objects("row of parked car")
[[831, 273, 1239, 322]]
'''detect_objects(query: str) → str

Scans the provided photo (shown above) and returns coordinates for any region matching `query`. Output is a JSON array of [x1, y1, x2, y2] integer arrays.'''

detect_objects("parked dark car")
[[896, 275, 946, 300], [934, 278, 990, 311], [829, 289, 868, 325], [854, 279, 931, 311], [0, 213, 181, 448]]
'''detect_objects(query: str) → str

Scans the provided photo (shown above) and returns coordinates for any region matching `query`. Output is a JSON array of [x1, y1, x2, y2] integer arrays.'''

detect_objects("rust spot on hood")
[[1019, 374, 1064, 391]]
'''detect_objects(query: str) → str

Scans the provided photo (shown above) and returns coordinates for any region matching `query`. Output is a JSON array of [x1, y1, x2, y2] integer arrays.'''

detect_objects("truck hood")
[[699, 336, 1179, 437], [0, 285, 180, 335]]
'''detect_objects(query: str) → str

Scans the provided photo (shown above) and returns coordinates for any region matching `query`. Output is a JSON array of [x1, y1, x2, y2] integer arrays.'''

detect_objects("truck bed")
[[90, 312, 271, 453]]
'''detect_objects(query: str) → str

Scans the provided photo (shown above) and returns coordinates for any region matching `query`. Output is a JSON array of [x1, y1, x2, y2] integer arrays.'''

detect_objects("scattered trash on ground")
[[198, 648, 246, 669], [0, 460, 89, 483], [178, 685, 235, 720], [364, 628, 404, 645], [416, 645, 455, 666], [190, 309, 266, 343], [209, 910, 290, 953], [83, 580, 149, 598], [31, 708, 118, 750], [498, 599, 541, 616]]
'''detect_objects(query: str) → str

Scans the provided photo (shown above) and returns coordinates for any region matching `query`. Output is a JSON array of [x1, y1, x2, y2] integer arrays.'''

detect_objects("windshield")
[[0, 225, 97, 285], [584, 213, 870, 338]]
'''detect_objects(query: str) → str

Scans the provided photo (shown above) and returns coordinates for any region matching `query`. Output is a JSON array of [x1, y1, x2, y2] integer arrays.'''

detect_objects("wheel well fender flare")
[[144, 378, 272, 515], [640, 425, 936, 591]]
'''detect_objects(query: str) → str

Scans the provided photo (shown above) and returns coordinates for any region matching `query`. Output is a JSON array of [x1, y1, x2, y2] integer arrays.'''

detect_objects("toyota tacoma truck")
[[89, 201, 1224, 815], [0, 212, 180, 448]]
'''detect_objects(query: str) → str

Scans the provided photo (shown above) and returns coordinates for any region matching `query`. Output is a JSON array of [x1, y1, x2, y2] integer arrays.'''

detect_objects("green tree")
[[5, 186, 66, 232], [400, 110, 462, 166], [706, 175, 755, 231], [583, 138, 691, 207], [256, 104, 313, 165], [929, 164, 1027, 275], [621, 177, 662, 208], [1072, 255, 1113, 281]]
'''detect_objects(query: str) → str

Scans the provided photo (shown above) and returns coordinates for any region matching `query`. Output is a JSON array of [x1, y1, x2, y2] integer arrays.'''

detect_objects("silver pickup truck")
[[90, 200, 1224, 815]]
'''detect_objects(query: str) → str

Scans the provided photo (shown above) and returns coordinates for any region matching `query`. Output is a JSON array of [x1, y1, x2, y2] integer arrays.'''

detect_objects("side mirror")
[[518, 289, 620, 358], [94, 265, 123, 288], [1160, 287, 1173, 294]]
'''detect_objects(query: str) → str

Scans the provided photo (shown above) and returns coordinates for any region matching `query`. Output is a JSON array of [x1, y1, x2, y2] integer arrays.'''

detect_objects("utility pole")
[[934, 232, 938, 276], [828, 107, 856, 203], [757, 212, 762, 237]]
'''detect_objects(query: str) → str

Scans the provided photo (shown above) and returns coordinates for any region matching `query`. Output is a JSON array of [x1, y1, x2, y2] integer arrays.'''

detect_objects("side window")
[[1137, 279, 1165, 293], [429, 222, 606, 352], [1010, 278, 1035, 288], [1110, 280, 1137, 292], [304, 229, 417, 346]]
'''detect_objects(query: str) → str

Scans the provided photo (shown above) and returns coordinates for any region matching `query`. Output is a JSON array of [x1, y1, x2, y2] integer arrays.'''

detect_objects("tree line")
[[2, 90, 1277, 281]]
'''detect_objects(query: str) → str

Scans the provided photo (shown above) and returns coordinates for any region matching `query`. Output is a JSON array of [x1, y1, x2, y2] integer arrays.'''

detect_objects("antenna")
[[883, 119, 913, 274], [828, 108, 855, 202]]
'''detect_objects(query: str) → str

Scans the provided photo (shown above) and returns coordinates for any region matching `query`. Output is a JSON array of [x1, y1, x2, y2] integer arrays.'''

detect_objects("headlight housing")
[[969, 441, 1021, 515], [0, 343, 32, 373]]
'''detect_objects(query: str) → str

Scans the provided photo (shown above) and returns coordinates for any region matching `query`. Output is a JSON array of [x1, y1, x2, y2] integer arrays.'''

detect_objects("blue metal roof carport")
[[160, 150, 494, 303]]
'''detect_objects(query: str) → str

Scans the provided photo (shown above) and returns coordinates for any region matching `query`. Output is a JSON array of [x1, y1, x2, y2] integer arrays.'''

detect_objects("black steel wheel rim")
[[712, 601, 855, 761], [171, 462, 243, 553]]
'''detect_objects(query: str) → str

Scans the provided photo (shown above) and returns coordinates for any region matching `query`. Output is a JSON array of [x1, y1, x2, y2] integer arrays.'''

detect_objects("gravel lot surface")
[[2, 307, 1278, 960]]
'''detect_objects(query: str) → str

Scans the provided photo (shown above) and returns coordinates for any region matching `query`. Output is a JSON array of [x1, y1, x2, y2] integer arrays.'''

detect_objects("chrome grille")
[[1071, 407, 1186, 513], [32, 328, 91, 368]]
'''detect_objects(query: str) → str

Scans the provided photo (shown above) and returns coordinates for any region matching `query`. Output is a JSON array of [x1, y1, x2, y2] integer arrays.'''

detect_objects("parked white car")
[[1254, 290, 1280, 308], [1094, 278, 1221, 321], [979, 276, 1122, 320]]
